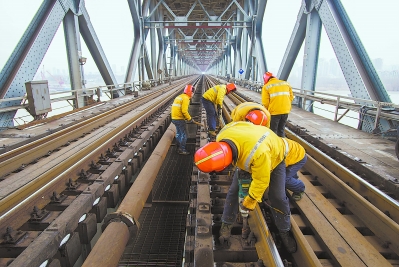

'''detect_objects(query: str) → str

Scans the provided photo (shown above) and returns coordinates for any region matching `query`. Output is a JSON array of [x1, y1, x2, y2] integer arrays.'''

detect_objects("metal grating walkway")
[[152, 143, 195, 202], [119, 142, 194, 266], [119, 203, 188, 266]]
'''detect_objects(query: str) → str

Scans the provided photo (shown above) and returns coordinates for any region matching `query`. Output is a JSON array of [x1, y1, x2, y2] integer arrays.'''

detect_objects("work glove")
[[187, 119, 193, 123], [240, 195, 257, 211]]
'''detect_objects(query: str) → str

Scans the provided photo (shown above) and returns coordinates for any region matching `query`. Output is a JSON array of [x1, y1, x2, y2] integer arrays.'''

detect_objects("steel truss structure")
[[0, 0, 397, 134]]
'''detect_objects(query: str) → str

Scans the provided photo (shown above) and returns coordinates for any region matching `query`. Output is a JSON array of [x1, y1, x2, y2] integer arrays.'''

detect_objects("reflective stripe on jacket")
[[261, 78, 294, 115], [171, 93, 191, 120], [202, 84, 227, 107], [216, 121, 285, 202], [230, 101, 271, 128], [284, 138, 306, 166]]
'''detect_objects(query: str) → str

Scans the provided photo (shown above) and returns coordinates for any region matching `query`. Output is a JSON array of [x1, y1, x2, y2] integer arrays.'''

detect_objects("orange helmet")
[[263, 72, 273, 84], [226, 83, 236, 94], [184, 84, 194, 97], [194, 142, 233, 173], [245, 110, 268, 126]]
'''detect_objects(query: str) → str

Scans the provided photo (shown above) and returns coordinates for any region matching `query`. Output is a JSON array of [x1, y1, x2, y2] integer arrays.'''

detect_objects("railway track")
[[0, 77, 197, 266], [0, 75, 398, 266]]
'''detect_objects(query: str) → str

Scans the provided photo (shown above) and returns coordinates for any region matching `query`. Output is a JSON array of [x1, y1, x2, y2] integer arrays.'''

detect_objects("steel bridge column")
[[0, 1, 64, 128], [156, 11, 165, 82], [64, 10, 86, 108], [126, 0, 143, 82], [231, 8, 241, 79], [79, 4, 119, 98], [149, 1, 157, 80], [278, 4, 307, 81], [317, 0, 393, 133], [254, 0, 267, 80], [300, 2, 322, 112], [226, 44, 232, 78], [241, 1, 249, 74]]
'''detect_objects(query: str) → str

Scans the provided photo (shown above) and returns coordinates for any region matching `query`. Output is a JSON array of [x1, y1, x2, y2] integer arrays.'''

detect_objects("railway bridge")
[[0, 1, 399, 266]]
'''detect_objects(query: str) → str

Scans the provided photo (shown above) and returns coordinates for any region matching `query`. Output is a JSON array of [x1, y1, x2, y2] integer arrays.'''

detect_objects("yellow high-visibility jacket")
[[284, 138, 306, 166], [261, 77, 294, 115], [202, 84, 227, 107], [216, 121, 285, 202], [230, 101, 271, 128], [171, 93, 191, 120]]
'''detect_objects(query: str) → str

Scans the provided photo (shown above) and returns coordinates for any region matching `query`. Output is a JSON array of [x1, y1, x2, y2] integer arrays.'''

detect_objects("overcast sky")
[[0, 0, 398, 79]]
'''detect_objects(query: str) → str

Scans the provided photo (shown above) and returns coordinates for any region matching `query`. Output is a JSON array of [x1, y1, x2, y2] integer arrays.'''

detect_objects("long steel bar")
[[82, 124, 176, 267]]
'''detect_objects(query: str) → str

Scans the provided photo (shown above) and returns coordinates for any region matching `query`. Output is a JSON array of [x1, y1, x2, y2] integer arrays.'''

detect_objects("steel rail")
[[81, 123, 176, 267], [248, 205, 285, 267], [3, 108, 173, 266], [203, 77, 285, 266], [0, 85, 183, 176], [286, 129, 399, 256], [0, 87, 181, 234], [286, 128, 399, 222], [224, 86, 399, 264]]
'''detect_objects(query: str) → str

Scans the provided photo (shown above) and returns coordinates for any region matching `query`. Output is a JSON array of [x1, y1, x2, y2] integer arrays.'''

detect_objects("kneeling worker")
[[194, 121, 297, 253]]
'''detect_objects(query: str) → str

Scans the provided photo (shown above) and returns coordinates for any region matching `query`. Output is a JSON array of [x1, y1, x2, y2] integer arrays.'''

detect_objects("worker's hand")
[[240, 195, 257, 211], [187, 119, 193, 123]]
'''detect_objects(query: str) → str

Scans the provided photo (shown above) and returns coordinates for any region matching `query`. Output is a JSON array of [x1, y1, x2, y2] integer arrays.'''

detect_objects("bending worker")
[[171, 84, 194, 155], [201, 83, 237, 136], [262, 72, 294, 137], [218, 102, 306, 243], [194, 121, 297, 253]]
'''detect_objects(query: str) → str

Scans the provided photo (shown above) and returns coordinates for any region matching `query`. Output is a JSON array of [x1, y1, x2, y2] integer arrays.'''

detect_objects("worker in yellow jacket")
[[201, 83, 236, 136], [171, 84, 194, 155], [230, 101, 271, 128], [261, 72, 294, 137], [194, 121, 297, 253], [222, 105, 306, 241]]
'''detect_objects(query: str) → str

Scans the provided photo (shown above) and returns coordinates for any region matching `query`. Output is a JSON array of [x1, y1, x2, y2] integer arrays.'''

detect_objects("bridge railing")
[[0, 76, 192, 127], [292, 88, 399, 133], [218, 75, 399, 135]]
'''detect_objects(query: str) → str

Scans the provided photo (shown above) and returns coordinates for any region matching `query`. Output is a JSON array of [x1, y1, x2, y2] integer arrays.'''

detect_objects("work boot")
[[279, 231, 297, 253], [219, 223, 233, 245], [292, 191, 304, 201], [208, 130, 217, 136], [178, 149, 190, 155]]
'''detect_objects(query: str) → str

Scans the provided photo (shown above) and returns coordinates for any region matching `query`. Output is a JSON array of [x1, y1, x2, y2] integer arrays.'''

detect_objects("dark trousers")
[[269, 160, 291, 232], [270, 114, 289, 137], [222, 161, 291, 232], [201, 97, 217, 131], [171, 119, 187, 150], [285, 155, 307, 193]]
